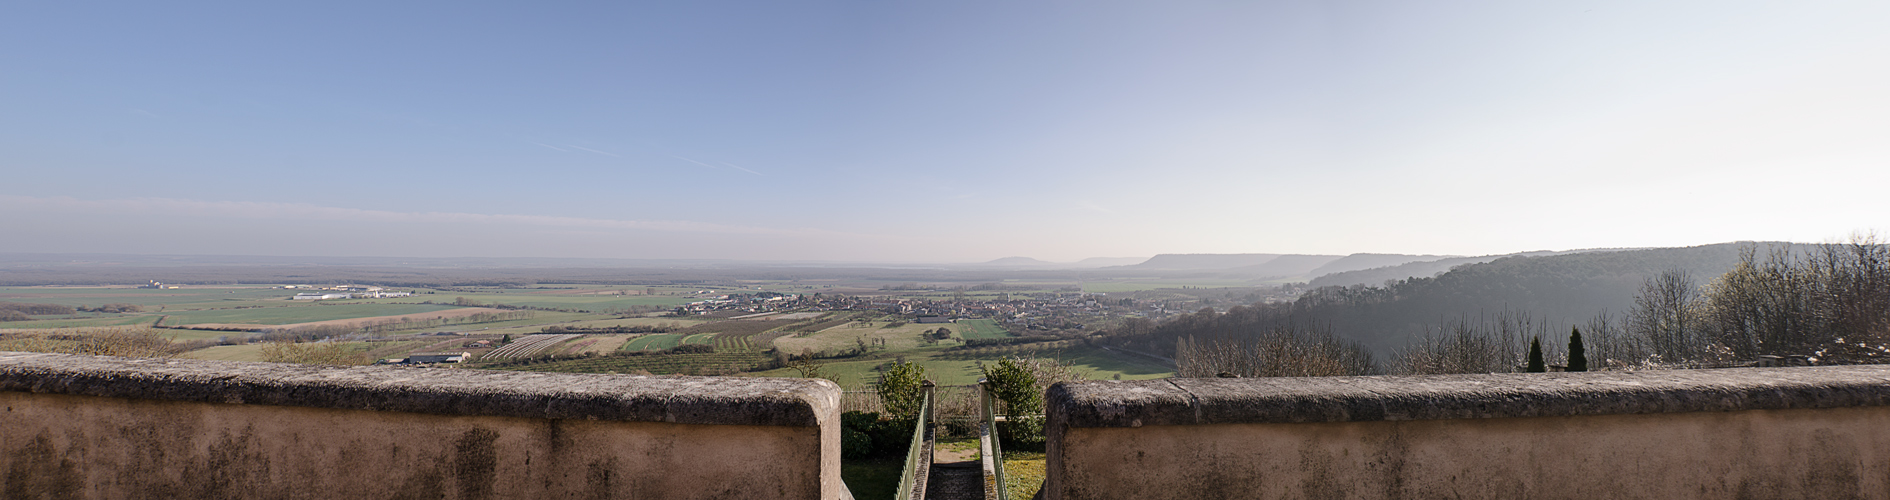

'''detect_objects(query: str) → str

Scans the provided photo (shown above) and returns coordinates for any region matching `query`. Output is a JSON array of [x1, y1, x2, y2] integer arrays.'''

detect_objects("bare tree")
[[1177, 323, 1374, 378], [1630, 269, 1708, 363], [1578, 310, 1649, 369], [1391, 311, 1541, 375]]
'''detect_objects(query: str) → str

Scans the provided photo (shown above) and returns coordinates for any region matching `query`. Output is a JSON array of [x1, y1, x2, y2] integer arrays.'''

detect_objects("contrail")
[[723, 162, 764, 176], [672, 156, 722, 170], [567, 145, 621, 157]]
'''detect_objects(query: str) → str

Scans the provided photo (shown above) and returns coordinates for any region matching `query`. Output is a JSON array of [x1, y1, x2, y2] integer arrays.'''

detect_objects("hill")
[[1121, 253, 1285, 270], [1305, 250, 1610, 288], [1225, 254, 1346, 278], [1303, 253, 1457, 279], [981, 256, 1054, 267], [1118, 242, 1791, 358]]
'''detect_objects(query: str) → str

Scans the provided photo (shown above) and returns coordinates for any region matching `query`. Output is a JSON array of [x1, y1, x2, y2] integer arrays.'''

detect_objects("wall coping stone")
[[1049, 365, 1890, 428], [0, 351, 838, 427]]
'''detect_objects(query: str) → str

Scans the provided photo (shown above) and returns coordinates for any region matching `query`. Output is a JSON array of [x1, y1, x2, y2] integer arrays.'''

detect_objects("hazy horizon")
[[6, 2, 1887, 262]]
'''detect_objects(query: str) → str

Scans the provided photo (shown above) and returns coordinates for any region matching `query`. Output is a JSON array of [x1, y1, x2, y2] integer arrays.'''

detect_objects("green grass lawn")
[[1004, 451, 1047, 499], [160, 304, 463, 326], [952, 319, 1011, 340]]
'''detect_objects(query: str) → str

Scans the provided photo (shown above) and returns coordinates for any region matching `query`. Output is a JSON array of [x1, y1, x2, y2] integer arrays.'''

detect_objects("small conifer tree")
[[1526, 336, 1546, 372], [1567, 327, 1588, 372]]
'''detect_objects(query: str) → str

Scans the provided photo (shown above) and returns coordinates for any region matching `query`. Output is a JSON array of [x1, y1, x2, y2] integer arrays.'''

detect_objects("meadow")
[[951, 319, 1011, 340], [160, 303, 461, 326]]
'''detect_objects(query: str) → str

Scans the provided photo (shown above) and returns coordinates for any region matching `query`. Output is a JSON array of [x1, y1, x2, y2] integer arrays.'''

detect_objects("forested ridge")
[[1113, 242, 1785, 360]]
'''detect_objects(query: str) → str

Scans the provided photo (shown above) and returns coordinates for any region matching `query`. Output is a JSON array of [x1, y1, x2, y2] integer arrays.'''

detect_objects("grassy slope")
[[952, 319, 1011, 340]]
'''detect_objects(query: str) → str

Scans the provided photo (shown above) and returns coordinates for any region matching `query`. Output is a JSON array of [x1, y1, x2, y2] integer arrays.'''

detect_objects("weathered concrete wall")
[[0, 352, 847, 499], [1045, 366, 1890, 500]]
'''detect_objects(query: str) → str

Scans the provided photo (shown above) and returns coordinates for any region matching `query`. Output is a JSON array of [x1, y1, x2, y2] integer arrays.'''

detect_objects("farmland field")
[[773, 321, 944, 356], [481, 351, 770, 376], [429, 292, 698, 311], [181, 344, 269, 361], [564, 334, 633, 354], [160, 304, 462, 326], [951, 319, 1011, 340], [530, 317, 704, 331], [417, 311, 612, 334], [0, 285, 299, 309], [0, 315, 161, 329], [177, 341, 389, 363], [622, 334, 683, 351]]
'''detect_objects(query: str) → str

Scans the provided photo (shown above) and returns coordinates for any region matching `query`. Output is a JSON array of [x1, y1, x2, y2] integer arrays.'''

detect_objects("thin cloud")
[[722, 162, 764, 176], [567, 145, 621, 158], [530, 142, 569, 152]]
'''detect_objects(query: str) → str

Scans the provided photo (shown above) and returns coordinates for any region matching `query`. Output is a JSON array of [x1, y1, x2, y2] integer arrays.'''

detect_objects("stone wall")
[[1044, 366, 1890, 500], [0, 352, 848, 499]]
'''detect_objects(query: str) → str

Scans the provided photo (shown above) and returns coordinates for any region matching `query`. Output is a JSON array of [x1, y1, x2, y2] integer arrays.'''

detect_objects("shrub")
[[839, 411, 915, 458], [878, 361, 927, 419]]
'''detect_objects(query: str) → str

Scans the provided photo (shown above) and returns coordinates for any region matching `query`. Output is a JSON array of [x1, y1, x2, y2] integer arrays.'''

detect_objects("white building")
[[292, 293, 353, 300]]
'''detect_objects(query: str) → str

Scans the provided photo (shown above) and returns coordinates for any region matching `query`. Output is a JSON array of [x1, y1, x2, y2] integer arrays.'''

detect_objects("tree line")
[[1118, 237, 1890, 376]]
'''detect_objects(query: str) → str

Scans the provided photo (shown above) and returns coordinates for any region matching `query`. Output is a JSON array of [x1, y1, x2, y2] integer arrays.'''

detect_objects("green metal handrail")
[[981, 379, 1009, 500], [895, 381, 935, 500]]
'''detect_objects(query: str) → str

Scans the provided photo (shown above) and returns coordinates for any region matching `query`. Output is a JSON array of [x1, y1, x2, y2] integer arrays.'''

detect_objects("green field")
[[415, 311, 612, 334], [774, 321, 947, 356], [0, 315, 161, 329], [432, 291, 698, 311], [622, 334, 683, 351], [0, 285, 299, 309], [951, 319, 1011, 340], [160, 304, 463, 326]]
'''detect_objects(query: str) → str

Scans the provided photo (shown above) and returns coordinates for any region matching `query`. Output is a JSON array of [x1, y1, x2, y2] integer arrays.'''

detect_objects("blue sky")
[[5, 1, 1889, 262]]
